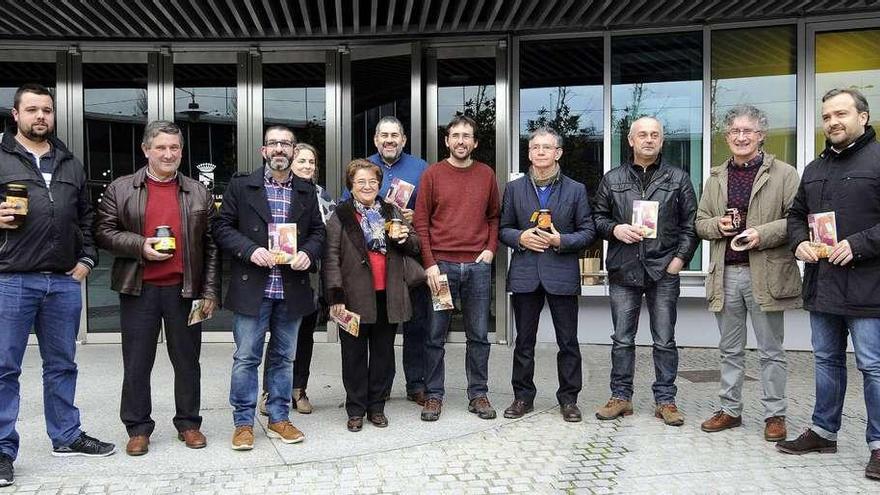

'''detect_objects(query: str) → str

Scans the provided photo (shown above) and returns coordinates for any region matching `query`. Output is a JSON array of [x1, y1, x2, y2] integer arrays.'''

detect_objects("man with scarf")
[[592, 116, 698, 426], [498, 127, 596, 422], [212, 126, 325, 450]]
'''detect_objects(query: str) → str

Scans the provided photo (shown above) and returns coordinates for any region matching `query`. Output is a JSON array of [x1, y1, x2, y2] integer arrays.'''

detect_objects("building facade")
[[2, 1, 878, 349]]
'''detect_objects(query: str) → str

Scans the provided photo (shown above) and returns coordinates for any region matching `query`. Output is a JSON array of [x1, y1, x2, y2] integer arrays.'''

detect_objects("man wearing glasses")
[[414, 115, 501, 422], [213, 126, 326, 450], [499, 127, 595, 422], [592, 116, 698, 426], [695, 105, 801, 442]]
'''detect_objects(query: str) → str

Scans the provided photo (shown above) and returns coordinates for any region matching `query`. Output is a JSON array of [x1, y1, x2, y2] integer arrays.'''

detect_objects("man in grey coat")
[[499, 127, 596, 422]]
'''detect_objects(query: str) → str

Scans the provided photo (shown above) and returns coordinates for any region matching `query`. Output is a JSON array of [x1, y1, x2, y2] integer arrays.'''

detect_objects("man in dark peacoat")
[[498, 127, 596, 423], [211, 125, 325, 449]]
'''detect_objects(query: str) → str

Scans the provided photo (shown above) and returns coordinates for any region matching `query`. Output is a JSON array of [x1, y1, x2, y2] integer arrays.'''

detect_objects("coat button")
[[300, 279, 306, 285], [242, 274, 249, 281], [252, 226, 258, 232]]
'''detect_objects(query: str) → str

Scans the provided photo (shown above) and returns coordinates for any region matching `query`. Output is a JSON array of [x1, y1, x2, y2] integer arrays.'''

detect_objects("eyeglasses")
[[727, 128, 759, 138], [529, 144, 559, 151], [448, 132, 474, 141], [354, 179, 379, 187], [265, 140, 294, 149]]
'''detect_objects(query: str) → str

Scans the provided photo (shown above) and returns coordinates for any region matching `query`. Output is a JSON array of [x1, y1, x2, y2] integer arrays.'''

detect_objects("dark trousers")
[[262, 309, 318, 393], [340, 292, 396, 417], [512, 286, 582, 405], [385, 284, 431, 395], [119, 284, 202, 436]]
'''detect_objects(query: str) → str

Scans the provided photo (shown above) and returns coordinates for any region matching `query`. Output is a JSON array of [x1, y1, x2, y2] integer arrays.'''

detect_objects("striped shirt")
[[264, 168, 293, 299]]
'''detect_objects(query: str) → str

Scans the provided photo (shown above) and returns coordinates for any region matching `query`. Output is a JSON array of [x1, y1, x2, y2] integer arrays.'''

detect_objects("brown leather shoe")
[[561, 404, 582, 423], [177, 429, 207, 449], [654, 403, 684, 426], [406, 390, 427, 406], [503, 399, 534, 419], [764, 416, 787, 442], [267, 420, 305, 444], [231, 425, 254, 451], [368, 412, 389, 428], [126, 435, 149, 456], [701, 411, 742, 433], [347, 416, 364, 432], [421, 398, 442, 422], [595, 398, 633, 420]]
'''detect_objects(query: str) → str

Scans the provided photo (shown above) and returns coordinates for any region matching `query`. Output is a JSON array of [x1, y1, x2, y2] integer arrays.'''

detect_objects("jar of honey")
[[153, 226, 176, 254]]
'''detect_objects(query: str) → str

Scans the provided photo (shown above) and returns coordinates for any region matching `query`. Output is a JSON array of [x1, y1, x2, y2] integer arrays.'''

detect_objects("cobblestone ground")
[[3, 344, 877, 494]]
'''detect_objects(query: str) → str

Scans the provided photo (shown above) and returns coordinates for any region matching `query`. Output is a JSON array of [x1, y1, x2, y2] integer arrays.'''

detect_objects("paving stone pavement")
[[3, 342, 877, 494]]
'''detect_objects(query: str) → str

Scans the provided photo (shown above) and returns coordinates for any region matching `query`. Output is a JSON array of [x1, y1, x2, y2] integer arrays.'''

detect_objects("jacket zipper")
[[181, 188, 191, 298]]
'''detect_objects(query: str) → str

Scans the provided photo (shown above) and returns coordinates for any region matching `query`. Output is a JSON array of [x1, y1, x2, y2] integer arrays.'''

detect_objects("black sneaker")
[[867, 449, 880, 481], [52, 432, 116, 457], [776, 429, 837, 455], [0, 453, 13, 487]]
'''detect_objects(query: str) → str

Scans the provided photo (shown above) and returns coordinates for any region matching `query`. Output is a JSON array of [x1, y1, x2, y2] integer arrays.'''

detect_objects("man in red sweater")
[[95, 121, 220, 456], [414, 115, 500, 421]]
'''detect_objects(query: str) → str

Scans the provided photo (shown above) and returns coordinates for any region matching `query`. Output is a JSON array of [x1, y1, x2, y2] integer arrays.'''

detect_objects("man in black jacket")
[[0, 84, 115, 488], [779, 87, 880, 482], [592, 116, 698, 427], [212, 125, 325, 451]]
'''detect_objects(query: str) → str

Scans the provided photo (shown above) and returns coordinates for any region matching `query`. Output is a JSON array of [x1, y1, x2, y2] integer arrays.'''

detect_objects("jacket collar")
[[335, 198, 396, 259], [820, 125, 876, 160], [132, 165, 195, 192], [1, 131, 73, 162]]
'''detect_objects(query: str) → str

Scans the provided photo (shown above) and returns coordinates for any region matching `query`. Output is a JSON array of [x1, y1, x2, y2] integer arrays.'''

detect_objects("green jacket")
[[695, 153, 802, 312]]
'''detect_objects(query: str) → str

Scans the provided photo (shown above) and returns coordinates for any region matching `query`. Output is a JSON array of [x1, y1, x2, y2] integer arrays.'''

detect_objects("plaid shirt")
[[264, 168, 293, 299]]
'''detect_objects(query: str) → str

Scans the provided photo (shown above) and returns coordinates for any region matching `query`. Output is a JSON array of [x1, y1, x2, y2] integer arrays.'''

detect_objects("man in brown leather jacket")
[[95, 120, 220, 456]]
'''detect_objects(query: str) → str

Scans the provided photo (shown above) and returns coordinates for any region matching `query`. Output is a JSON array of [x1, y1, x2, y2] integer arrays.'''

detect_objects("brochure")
[[385, 177, 415, 210], [187, 299, 213, 326], [268, 222, 297, 264], [333, 309, 361, 337], [631, 200, 659, 239], [808, 211, 837, 258], [432, 273, 454, 311]]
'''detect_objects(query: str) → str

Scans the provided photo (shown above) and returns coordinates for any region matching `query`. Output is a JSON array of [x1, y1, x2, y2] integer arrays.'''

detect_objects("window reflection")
[[814, 28, 880, 156], [437, 56, 495, 167], [264, 62, 326, 186], [711, 26, 796, 166], [611, 32, 703, 270], [351, 55, 411, 163]]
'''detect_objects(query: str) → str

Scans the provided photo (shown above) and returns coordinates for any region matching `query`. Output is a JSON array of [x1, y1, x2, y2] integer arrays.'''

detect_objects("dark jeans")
[[512, 286, 582, 405], [608, 272, 680, 404], [809, 311, 880, 450], [262, 309, 318, 393], [119, 284, 202, 436], [385, 284, 431, 395], [0, 273, 84, 460], [424, 260, 492, 401], [340, 292, 396, 417]]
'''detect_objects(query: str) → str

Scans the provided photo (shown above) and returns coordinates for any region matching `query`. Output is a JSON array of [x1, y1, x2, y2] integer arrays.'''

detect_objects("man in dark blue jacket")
[[499, 127, 596, 422], [212, 125, 325, 450], [0, 84, 115, 488]]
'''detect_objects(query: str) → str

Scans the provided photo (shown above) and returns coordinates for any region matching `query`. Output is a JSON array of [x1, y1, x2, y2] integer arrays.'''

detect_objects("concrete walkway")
[[4, 342, 876, 494]]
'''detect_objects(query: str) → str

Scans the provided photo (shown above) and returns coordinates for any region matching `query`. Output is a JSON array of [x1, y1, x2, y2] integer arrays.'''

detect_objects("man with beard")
[[0, 84, 115, 488], [780, 88, 880, 482], [592, 116, 698, 427], [414, 115, 501, 422], [343, 116, 430, 404], [95, 120, 220, 456], [213, 126, 325, 450]]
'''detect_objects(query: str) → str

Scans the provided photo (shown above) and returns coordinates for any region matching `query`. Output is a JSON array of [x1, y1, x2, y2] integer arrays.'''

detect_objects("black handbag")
[[403, 255, 427, 288]]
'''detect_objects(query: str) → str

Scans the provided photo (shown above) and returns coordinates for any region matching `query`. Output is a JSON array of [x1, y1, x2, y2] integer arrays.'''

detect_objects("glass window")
[[814, 28, 880, 157], [351, 54, 411, 163], [519, 38, 603, 195], [83, 62, 148, 333], [263, 62, 326, 185], [0, 62, 56, 133], [612, 32, 703, 270], [437, 56, 496, 167], [711, 26, 797, 166]]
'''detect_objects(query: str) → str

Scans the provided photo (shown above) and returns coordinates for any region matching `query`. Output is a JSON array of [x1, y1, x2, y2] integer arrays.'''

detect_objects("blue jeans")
[[809, 312, 880, 450], [230, 298, 301, 426], [0, 273, 84, 460], [608, 273, 680, 404], [424, 261, 492, 401], [401, 284, 431, 394]]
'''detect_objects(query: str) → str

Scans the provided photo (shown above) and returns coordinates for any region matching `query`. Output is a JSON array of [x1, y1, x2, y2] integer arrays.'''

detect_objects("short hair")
[[374, 116, 406, 136], [528, 127, 563, 148], [142, 120, 184, 148], [445, 115, 478, 139], [345, 158, 383, 191], [627, 116, 664, 138], [294, 143, 319, 170], [723, 105, 769, 134], [264, 125, 296, 143], [14, 83, 54, 110], [822, 87, 871, 119]]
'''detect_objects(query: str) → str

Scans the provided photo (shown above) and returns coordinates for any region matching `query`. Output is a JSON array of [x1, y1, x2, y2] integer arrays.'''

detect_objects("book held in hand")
[[432, 273, 454, 311], [268, 223, 297, 264], [332, 309, 361, 337], [631, 200, 659, 239], [808, 211, 837, 258], [385, 177, 415, 210]]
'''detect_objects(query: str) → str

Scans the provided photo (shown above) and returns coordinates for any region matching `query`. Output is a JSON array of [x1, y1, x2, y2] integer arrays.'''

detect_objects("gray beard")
[[266, 158, 291, 172]]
